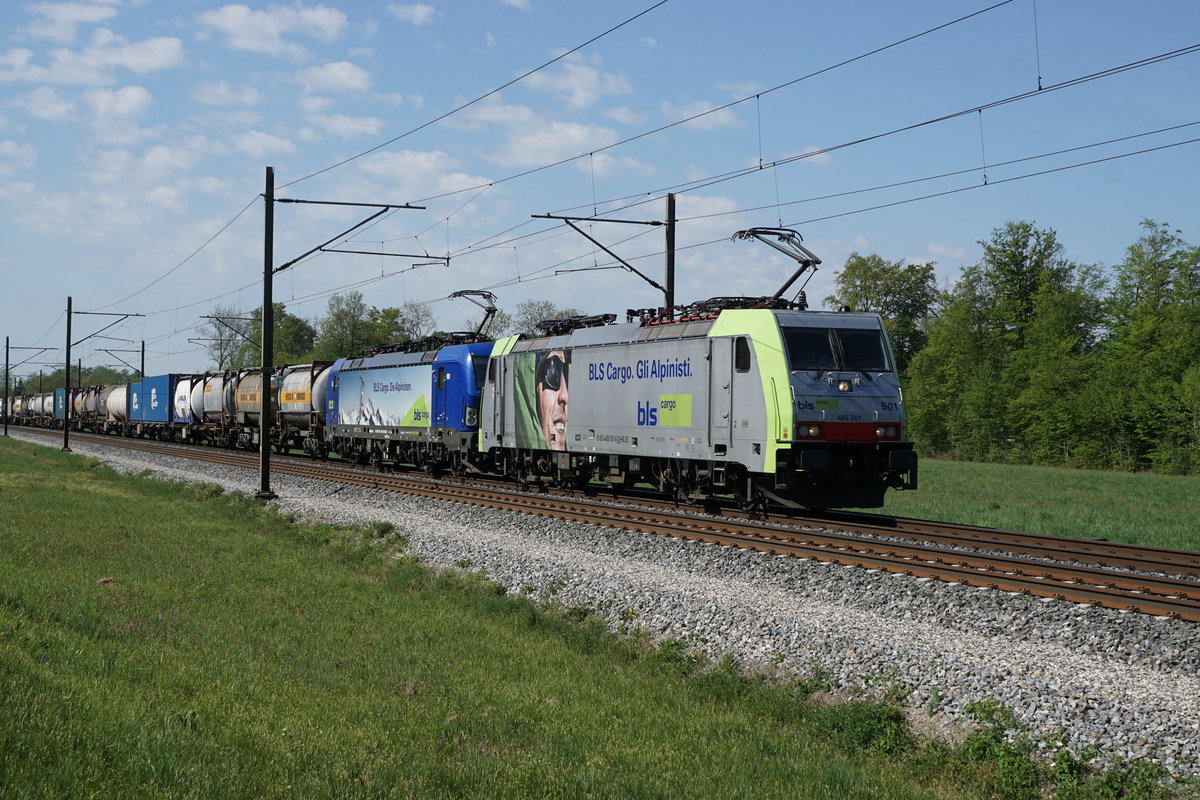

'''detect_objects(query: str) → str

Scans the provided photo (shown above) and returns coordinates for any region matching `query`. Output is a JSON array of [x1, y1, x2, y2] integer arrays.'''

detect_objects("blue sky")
[[2, 0, 1198, 376]]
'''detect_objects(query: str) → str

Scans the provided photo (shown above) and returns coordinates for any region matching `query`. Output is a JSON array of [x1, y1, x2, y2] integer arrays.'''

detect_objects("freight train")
[[4, 232, 918, 509]]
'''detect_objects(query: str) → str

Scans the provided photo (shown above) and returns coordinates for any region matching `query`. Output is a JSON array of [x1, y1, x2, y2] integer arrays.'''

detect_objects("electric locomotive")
[[476, 229, 917, 509], [477, 305, 915, 509]]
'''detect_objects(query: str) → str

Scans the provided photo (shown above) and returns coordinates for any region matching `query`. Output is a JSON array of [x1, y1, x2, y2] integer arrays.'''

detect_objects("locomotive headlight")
[[837, 380, 852, 392], [797, 424, 822, 438], [874, 425, 898, 439], [465, 406, 479, 426]]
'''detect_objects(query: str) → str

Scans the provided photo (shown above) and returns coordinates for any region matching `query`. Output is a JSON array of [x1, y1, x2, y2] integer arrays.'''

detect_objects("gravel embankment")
[[18, 431, 1200, 776]]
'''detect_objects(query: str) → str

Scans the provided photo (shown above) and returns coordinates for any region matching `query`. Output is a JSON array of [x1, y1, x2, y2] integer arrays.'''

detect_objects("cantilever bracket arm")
[[200, 315, 258, 346], [319, 248, 449, 266], [535, 216, 664, 293], [274, 208, 392, 274], [99, 349, 141, 374], [70, 312, 145, 348]]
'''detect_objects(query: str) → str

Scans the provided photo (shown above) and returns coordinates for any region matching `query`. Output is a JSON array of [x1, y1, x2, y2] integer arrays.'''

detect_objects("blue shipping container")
[[130, 375, 174, 423], [128, 381, 143, 420]]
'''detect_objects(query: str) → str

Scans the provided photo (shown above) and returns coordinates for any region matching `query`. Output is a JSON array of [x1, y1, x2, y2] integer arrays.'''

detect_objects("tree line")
[[12, 218, 1195, 477], [198, 296, 580, 371], [826, 219, 1200, 475]]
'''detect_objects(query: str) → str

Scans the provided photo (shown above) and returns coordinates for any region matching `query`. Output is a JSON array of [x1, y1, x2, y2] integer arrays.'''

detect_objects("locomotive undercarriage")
[[324, 427, 477, 474], [483, 447, 762, 507], [773, 442, 918, 509]]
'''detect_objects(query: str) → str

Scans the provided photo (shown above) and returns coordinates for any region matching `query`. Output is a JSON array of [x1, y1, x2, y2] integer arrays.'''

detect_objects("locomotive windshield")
[[782, 327, 891, 372]]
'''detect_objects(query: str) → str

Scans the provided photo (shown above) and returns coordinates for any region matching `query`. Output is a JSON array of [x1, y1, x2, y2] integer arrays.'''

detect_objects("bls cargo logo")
[[636, 395, 692, 427]]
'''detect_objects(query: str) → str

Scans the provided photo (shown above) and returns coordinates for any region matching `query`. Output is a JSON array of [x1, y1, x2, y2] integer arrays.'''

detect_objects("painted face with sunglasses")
[[535, 350, 569, 450]]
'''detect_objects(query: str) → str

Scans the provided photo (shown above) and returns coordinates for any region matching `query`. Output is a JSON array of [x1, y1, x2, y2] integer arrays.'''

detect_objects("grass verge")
[[0, 438, 1192, 799], [859, 458, 1200, 551]]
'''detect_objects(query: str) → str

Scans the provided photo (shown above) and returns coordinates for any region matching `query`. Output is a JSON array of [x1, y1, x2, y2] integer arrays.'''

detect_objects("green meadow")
[[0, 438, 1191, 799], [858, 458, 1200, 552]]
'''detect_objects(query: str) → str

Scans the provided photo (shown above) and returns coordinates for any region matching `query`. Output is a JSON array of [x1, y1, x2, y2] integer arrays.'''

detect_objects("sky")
[[2, 0, 1198, 378]]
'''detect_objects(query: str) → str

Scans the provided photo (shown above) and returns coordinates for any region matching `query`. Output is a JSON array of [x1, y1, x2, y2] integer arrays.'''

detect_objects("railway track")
[[14, 427, 1200, 622]]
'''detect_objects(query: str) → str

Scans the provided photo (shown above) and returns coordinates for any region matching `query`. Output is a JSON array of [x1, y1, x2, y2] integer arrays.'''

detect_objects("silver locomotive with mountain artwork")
[[478, 304, 916, 509]]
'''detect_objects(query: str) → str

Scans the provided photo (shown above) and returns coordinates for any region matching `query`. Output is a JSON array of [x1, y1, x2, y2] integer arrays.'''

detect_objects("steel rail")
[[12, 428, 1200, 621]]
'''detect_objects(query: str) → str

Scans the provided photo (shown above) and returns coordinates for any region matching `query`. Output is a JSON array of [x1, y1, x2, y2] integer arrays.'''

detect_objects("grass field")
[[856, 458, 1200, 552], [0, 437, 1191, 799]]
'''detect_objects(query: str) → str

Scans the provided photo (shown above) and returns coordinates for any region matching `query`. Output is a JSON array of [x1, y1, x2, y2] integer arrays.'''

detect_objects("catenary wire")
[[407, 0, 1018, 208], [277, 0, 672, 191], [82, 0, 1019, 331]]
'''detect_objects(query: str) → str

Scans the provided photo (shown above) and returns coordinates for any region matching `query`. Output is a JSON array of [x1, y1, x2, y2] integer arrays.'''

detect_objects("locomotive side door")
[[490, 357, 505, 436], [434, 366, 448, 429], [708, 337, 734, 446]]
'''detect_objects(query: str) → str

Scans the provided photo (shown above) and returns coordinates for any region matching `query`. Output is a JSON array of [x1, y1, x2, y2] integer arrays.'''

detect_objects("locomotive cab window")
[[782, 328, 837, 372], [734, 337, 751, 373], [437, 367, 447, 390], [782, 327, 892, 373], [838, 329, 890, 372], [472, 355, 488, 389]]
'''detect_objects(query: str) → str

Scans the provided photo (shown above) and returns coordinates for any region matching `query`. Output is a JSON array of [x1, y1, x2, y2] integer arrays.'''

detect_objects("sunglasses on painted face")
[[536, 354, 568, 391]]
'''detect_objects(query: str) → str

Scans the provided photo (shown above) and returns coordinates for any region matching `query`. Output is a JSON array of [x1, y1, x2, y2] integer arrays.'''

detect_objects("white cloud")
[[446, 96, 535, 131], [0, 140, 38, 175], [196, 4, 347, 59], [299, 95, 334, 113], [193, 80, 264, 107], [87, 84, 151, 119], [452, 96, 619, 168], [372, 91, 424, 108], [927, 242, 967, 261], [13, 86, 75, 120], [387, 3, 436, 25], [87, 144, 201, 188], [660, 100, 740, 130], [25, 2, 119, 43], [788, 145, 833, 167], [524, 60, 631, 111], [297, 61, 372, 93], [359, 149, 491, 197], [233, 130, 296, 158], [603, 105, 641, 125], [493, 120, 618, 167], [500, 0, 531, 10], [641, 37, 658, 48], [0, 29, 184, 85], [716, 81, 761, 98], [145, 184, 184, 211], [308, 113, 384, 138], [85, 85, 157, 144], [585, 152, 653, 179], [85, 28, 184, 74]]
